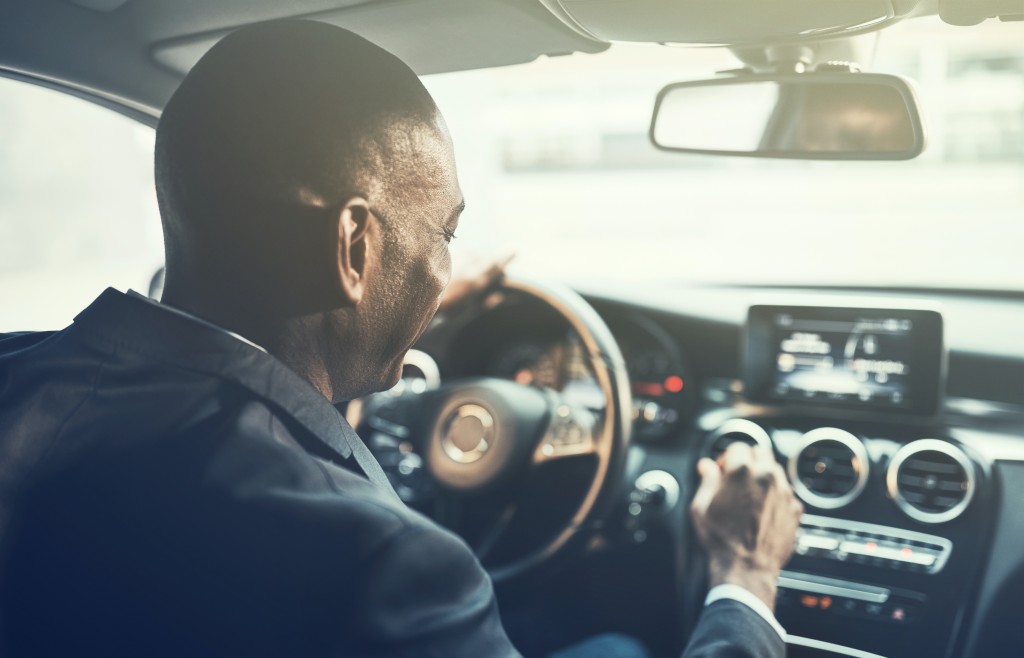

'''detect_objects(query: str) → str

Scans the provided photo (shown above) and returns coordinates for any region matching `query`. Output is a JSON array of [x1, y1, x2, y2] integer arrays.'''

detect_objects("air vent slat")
[[798, 463, 856, 479], [903, 460, 962, 476], [901, 490, 927, 505], [788, 429, 868, 510], [888, 440, 975, 524]]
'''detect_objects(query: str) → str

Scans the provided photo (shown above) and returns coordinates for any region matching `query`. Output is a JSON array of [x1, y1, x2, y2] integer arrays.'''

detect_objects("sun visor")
[[537, 0, 925, 45], [152, 0, 607, 78]]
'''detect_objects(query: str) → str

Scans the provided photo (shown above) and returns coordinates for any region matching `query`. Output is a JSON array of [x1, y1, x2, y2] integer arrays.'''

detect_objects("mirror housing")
[[650, 71, 926, 160]]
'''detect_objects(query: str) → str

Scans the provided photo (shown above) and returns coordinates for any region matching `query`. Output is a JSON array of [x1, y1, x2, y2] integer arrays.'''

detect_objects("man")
[[0, 20, 802, 657]]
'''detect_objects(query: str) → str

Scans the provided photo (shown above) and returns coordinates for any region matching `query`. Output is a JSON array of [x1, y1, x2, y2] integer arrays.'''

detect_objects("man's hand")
[[690, 443, 803, 612], [438, 253, 514, 314]]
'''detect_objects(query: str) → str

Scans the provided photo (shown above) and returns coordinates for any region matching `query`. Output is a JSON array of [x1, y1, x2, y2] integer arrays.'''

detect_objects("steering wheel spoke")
[[355, 278, 632, 582], [532, 395, 599, 464]]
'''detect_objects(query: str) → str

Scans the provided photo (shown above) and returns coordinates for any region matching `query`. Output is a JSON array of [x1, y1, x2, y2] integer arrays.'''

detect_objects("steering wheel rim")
[[484, 277, 632, 582], [353, 277, 632, 582]]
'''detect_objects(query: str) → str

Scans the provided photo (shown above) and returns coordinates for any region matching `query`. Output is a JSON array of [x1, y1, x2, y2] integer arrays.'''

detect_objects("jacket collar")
[[72, 288, 358, 461], [126, 290, 269, 354]]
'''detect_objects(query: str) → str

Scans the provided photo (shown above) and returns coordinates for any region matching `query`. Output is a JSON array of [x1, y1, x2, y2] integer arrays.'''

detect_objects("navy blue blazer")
[[0, 289, 783, 658]]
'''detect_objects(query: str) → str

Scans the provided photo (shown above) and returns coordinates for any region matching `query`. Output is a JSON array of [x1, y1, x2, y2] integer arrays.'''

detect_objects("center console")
[[699, 303, 994, 657], [701, 412, 992, 657]]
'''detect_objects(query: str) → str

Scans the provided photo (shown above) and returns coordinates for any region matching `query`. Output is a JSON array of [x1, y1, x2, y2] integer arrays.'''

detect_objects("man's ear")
[[333, 197, 372, 305]]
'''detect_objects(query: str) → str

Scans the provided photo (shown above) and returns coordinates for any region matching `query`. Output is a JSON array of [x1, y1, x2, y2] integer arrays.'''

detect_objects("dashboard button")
[[887, 604, 913, 623], [798, 533, 841, 552]]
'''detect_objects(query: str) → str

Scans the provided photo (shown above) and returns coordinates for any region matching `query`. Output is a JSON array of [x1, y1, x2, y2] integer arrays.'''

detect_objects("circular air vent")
[[706, 419, 773, 460], [787, 428, 869, 510], [887, 439, 975, 524]]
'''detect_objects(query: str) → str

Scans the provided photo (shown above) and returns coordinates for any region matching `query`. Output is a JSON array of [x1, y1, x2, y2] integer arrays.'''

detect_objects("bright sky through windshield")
[[425, 17, 1023, 291], [0, 16, 1021, 331]]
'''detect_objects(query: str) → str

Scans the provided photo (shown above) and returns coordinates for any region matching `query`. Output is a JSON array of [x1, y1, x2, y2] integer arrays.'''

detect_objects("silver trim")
[[798, 534, 840, 551], [706, 418, 773, 455], [533, 400, 597, 464], [386, 349, 442, 396], [788, 428, 869, 510], [400, 349, 441, 391], [441, 404, 495, 464], [801, 513, 953, 573], [634, 470, 681, 511], [946, 396, 1024, 421], [837, 541, 935, 567], [786, 635, 887, 658], [345, 350, 442, 428], [887, 439, 976, 524], [778, 570, 890, 603]]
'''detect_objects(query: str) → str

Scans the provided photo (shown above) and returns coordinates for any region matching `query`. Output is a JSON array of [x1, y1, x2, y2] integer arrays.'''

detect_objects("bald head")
[[157, 20, 444, 302], [155, 20, 464, 400]]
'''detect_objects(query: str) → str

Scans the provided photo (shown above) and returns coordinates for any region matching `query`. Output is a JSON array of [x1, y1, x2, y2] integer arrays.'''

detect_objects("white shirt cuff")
[[704, 583, 787, 641]]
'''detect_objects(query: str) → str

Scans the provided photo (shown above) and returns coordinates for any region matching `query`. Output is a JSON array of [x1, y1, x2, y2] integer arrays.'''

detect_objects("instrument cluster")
[[439, 294, 696, 441], [481, 316, 696, 440], [606, 314, 694, 441]]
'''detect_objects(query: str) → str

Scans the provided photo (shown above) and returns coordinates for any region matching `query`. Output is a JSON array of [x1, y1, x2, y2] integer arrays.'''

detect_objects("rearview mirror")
[[650, 72, 925, 160]]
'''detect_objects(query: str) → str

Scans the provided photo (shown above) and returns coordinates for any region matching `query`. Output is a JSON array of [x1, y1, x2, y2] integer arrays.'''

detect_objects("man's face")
[[357, 117, 464, 392]]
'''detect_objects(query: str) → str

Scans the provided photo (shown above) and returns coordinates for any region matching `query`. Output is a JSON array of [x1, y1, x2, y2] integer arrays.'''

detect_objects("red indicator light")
[[820, 596, 833, 610], [664, 376, 684, 393], [632, 382, 665, 396], [865, 542, 877, 552], [800, 595, 820, 608], [900, 547, 913, 557]]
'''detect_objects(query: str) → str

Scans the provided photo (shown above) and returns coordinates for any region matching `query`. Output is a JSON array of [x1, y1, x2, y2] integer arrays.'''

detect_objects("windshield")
[[0, 16, 1020, 334], [424, 16, 1023, 291]]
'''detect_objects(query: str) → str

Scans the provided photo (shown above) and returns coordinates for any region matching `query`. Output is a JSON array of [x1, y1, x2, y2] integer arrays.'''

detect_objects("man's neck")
[[160, 288, 337, 401], [130, 291, 268, 354]]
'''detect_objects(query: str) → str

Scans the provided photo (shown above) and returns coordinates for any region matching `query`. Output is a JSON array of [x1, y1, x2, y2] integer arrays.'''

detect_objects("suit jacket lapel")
[[72, 288, 400, 500]]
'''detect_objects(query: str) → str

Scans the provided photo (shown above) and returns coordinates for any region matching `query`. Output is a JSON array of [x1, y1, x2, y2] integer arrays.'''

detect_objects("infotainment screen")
[[744, 305, 944, 416]]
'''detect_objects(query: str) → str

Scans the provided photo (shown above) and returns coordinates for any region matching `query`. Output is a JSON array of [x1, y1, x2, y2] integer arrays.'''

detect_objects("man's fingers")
[[752, 446, 787, 485], [691, 458, 722, 515], [484, 253, 515, 281], [470, 253, 515, 290], [439, 253, 515, 313], [719, 441, 754, 475]]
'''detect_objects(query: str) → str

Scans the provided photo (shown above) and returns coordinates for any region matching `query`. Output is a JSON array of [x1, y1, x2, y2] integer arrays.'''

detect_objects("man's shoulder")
[[60, 390, 417, 531], [0, 396, 482, 658], [6, 392, 442, 590], [189, 397, 422, 536], [0, 331, 63, 377], [0, 330, 58, 352], [0, 312, 414, 541]]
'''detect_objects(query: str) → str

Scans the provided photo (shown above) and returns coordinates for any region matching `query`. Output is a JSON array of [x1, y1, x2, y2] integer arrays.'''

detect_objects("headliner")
[[0, 0, 607, 123]]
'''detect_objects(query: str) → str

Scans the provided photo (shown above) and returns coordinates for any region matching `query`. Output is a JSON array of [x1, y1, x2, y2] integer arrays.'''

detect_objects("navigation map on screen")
[[769, 313, 913, 407]]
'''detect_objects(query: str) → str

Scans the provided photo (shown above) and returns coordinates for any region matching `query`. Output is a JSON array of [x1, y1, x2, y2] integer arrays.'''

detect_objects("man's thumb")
[[691, 458, 722, 514]]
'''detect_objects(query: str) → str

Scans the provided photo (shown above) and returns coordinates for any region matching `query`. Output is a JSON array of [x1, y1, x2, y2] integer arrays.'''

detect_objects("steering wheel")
[[352, 278, 632, 582]]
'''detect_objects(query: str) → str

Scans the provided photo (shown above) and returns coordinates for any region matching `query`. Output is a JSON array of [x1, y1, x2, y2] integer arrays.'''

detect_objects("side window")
[[0, 77, 163, 332]]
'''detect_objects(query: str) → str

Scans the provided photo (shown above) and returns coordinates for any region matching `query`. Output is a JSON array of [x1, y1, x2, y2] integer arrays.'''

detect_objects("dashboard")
[[386, 284, 1024, 658], [438, 297, 695, 443]]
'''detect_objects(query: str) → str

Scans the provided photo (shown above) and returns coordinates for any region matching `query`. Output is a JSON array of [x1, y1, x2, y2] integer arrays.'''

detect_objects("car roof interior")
[[7, 0, 1010, 124], [0, 0, 609, 122]]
